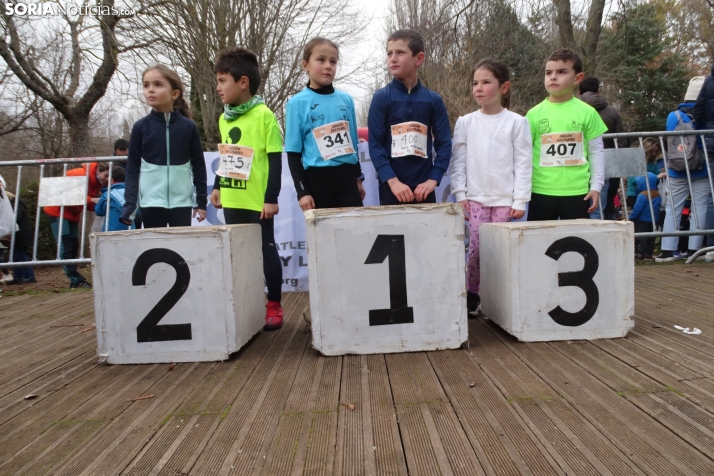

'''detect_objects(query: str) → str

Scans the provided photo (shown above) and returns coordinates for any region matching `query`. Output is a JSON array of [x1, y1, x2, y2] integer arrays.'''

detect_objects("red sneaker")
[[265, 301, 283, 330]]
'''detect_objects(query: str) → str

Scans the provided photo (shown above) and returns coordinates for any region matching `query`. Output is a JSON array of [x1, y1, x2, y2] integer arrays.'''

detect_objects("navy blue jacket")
[[368, 78, 452, 186], [122, 109, 207, 221], [692, 63, 714, 153]]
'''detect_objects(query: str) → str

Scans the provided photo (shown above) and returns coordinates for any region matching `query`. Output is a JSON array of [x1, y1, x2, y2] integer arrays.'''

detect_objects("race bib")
[[391, 122, 428, 158], [312, 121, 355, 161], [217, 144, 254, 180], [540, 132, 586, 167]]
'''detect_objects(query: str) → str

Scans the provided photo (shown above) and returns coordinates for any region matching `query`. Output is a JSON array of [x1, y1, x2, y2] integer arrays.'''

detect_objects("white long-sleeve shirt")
[[450, 109, 533, 210]]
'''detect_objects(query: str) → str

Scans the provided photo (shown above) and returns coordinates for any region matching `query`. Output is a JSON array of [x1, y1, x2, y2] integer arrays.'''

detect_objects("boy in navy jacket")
[[368, 29, 452, 205]]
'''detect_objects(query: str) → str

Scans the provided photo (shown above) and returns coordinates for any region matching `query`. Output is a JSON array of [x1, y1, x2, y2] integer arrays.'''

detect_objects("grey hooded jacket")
[[579, 91, 627, 149]]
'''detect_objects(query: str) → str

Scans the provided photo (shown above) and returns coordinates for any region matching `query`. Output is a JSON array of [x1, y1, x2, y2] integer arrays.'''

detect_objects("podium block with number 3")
[[480, 220, 635, 342], [91, 225, 265, 364], [304, 204, 468, 356]]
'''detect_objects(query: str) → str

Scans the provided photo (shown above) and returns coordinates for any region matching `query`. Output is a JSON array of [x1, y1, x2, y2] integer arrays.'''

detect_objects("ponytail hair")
[[472, 58, 511, 109], [142, 64, 192, 119]]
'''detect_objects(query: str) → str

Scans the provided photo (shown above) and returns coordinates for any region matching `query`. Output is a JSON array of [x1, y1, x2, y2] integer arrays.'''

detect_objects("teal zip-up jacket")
[[121, 109, 208, 221]]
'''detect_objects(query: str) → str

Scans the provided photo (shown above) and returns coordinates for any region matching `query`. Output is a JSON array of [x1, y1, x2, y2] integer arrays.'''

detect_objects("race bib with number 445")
[[391, 122, 428, 158], [217, 144, 254, 180], [540, 132, 586, 167], [312, 121, 355, 161]]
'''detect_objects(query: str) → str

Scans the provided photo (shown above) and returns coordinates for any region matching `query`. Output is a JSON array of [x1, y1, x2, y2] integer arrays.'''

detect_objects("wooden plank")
[[468, 322, 633, 476], [493, 325, 703, 476], [291, 353, 341, 476], [549, 339, 714, 474], [190, 293, 308, 475]]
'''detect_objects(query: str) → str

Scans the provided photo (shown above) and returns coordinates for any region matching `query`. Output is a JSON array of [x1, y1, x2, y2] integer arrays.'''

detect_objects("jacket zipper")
[[165, 112, 171, 208]]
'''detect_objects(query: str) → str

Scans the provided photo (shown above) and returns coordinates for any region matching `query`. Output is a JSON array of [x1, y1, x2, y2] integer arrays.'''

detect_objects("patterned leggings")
[[467, 201, 511, 294]]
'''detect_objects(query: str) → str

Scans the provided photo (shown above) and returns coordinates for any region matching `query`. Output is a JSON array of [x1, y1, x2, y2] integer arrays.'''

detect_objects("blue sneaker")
[[672, 251, 689, 260]]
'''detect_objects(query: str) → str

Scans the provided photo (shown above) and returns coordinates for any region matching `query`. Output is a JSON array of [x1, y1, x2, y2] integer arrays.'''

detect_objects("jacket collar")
[[149, 108, 180, 123], [391, 77, 422, 94]]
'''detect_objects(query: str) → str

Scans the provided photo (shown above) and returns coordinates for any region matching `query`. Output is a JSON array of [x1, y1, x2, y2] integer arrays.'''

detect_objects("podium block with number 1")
[[304, 204, 468, 356]]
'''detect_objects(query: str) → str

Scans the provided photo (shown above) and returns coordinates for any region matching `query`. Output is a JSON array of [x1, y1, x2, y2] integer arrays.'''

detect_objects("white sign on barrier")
[[91, 225, 265, 364], [304, 203, 468, 356], [38, 176, 87, 206], [480, 220, 635, 342]]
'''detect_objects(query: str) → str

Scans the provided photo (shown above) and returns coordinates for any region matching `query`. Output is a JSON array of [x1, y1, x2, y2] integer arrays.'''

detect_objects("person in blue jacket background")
[[96, 167, 135, 232], [656, 76, 709, 262], [629, 172, 661, 259], [368, 29, 452, 205]]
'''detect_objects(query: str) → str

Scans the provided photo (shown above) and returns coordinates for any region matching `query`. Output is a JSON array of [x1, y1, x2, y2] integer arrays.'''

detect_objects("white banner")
[[193, 142, 456, 292]]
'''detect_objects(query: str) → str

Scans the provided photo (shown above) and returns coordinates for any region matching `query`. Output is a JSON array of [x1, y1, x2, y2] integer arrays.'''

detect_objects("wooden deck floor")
[[1, 263, 713, 475]]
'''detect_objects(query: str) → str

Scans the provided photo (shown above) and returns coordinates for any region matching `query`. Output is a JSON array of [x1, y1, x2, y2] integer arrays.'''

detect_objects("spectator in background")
[[95, 167, 134, 231], [44, 162, 109, 288], [0, 174, 12, 286], [1, 191, 37, 284], [691, 62, 714, 251], [657, 76, 709, 262], [113, 139, 129, 168], [629, 172, 661, 260], [579, 77, 627, 219]]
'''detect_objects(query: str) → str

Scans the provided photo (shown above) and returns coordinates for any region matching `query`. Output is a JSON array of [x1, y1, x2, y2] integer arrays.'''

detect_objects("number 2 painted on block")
[[365, 235, 414, 326], [545, 236, 599, 327], [132, 248, 192, 342]]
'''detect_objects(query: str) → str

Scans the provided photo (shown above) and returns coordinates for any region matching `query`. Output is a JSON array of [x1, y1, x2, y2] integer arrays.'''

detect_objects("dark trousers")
[[527, 193, 590, 221], [46, 216, 86, 285], [223, 208, 282, 303], [12, 248, 35, 281], [604, 177, 620, 219], [634, 221, 655, 255], [305, 163, 363, 209], [141, 207, 192, 228], [379, 181, 437, 206]]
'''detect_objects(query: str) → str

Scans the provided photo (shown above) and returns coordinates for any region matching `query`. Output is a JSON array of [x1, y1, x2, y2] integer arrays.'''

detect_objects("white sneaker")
[[706, 251, 714, 263], [0, 274, 13, 284]]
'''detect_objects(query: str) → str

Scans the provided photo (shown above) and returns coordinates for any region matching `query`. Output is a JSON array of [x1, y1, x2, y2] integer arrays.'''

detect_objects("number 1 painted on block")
[[365, 235, 414, 326]]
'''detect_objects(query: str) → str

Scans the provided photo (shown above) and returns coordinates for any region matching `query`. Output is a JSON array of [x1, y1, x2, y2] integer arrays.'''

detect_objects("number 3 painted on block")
[[545, 236, 599, 327], [132, 248, 192, 342]]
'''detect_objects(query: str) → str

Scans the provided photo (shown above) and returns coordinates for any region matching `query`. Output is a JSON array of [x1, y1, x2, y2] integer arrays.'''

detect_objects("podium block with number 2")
[[304, 204, 468, 356], [480, 220, 635, 342], [91, 225, 265, 364]]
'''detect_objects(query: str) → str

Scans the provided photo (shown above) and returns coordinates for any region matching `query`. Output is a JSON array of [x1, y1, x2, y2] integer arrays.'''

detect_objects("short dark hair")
[[111, 166, 126, 183], [579, 77, 600, 94], [214, 47, 261, 95], [113, 138, 129, 151], [387, 29, 424, 55], [546, 48, 583, 74]]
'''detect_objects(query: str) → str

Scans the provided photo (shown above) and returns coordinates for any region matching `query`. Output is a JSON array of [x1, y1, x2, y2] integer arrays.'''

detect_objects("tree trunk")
[[583, 0, 606, 76], [68, 114, 91, 158], [553, 0, 576, 48]]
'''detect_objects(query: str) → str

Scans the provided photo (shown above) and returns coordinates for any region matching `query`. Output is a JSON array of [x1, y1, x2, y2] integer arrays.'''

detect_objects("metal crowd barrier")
[[1, 130, 713, 270], [0, 156, 118, 269], [600, 130, 714, 264]]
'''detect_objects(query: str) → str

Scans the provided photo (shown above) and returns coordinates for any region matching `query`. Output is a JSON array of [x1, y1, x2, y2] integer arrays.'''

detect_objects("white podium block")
[[91, 225, 265, 364], [481, 220, 634, 342], [304, 203, 468, 356]]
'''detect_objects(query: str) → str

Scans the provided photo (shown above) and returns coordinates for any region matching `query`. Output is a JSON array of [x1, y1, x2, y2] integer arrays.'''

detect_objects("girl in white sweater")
[[450, 58, 532, 314]]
